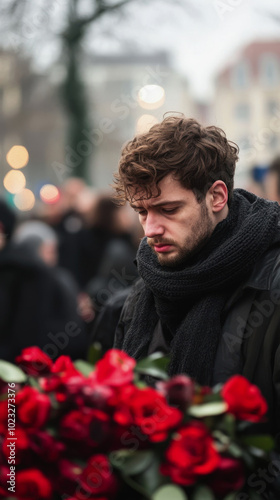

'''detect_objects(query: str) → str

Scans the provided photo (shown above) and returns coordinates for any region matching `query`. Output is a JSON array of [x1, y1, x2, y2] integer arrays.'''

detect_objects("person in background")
[[246, 164, 269, 198], [13, 219, 95, 325], [0, 200, 88, 363], [39, 177, 97, 288], [265, 156, 280, 203], [85, 195, 139, 315]]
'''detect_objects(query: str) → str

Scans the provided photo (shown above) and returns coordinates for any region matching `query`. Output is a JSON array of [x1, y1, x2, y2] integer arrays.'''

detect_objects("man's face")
[[130, 174, 216, 267]]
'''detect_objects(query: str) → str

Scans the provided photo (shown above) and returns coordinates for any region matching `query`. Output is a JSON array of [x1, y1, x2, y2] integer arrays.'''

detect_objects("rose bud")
[[157, 375, 194, 412]]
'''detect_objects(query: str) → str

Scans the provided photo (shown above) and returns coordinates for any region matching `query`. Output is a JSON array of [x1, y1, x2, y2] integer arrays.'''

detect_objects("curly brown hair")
[[114, 115, 239, 205]]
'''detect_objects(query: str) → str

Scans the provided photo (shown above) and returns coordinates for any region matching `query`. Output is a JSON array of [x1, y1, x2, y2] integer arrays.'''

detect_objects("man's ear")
[[208, 181, 228, 213]]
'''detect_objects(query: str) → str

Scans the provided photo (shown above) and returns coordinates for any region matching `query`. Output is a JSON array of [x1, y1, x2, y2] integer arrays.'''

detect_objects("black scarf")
[[121, 190, 280, 385]]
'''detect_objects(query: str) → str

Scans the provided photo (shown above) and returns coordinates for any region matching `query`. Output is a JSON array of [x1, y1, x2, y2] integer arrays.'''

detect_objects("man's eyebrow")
[[131, 200, 185, 209]]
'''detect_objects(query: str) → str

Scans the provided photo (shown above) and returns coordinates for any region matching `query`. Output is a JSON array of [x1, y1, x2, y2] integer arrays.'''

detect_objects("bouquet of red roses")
[[0, 346, 277, 500]]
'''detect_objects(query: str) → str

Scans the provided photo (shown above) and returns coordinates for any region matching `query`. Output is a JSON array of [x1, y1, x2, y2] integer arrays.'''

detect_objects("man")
[[113, 115, 280, 435]]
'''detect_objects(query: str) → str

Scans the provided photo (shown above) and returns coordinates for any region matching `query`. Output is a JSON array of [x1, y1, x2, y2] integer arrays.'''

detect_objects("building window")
[[232, 61, 250, 89], [260, 54, 279, 87], [235, 103, 250, 120]]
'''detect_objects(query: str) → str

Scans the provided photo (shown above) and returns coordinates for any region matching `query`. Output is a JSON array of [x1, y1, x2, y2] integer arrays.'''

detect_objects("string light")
[[138, 85, 165, 110], [136, 115, 159, 134], [3, 170, 26, 194], [14, 189, 35, 211], [40, 184, 60, 204], [6, 145, 29, 169]]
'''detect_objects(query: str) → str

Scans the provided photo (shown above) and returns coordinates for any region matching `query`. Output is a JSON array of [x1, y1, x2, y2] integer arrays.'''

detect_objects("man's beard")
[[147, 202, 215, 268]]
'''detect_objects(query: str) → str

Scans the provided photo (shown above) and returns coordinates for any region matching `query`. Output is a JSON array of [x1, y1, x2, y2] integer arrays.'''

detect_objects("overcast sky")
[[10, 0, 280, 102], [174, 0, 280, 99], [83, 0, 280, 100]]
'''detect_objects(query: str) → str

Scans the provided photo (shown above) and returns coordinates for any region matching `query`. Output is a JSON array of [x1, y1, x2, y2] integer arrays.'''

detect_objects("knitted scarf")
[[121, 189, 280, 385]]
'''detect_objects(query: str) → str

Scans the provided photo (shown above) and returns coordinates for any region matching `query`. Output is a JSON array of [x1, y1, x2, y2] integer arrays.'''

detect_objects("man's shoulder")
[[246, 241, 280, 291]]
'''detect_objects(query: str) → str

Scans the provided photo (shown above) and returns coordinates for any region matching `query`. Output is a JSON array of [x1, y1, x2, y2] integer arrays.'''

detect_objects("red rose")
[[78, 454, 118, 499], [16, 386, 51, 428], [16, 469, 52, 499], [28, 430, 65, 462], [156, 375, 194, 412], [40, 358, 85, 403], [52, 355, 81, 377], [16, 346, 53, 376], [90, 349, 136, 387], [60, 408, 111, 447], [56, 459, 83, 496], [161, 421, 220, 486], [114, 387, 182, 442], [222, 375, 268, 422], [55, 375, 87, 405], [207, 457, 245, 498], [40, 357, 82, 401]]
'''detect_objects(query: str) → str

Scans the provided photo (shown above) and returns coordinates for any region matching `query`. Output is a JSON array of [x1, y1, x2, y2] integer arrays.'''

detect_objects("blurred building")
[[82, 51, 194, 187], [0, 49, 66, 200], [213, 40, 280, 186]]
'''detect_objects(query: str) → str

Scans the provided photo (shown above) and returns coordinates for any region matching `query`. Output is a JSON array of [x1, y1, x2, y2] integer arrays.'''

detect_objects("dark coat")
[[0, 243, 88, 363], [115, 243, 280, 435]]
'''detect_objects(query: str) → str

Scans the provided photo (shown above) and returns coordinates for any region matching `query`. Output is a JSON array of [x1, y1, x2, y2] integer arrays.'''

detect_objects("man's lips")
[[153, 244, 173, 253]]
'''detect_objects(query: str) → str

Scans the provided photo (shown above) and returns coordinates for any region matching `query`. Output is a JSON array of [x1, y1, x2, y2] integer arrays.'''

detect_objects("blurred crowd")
[[0, 177, 142, 363]]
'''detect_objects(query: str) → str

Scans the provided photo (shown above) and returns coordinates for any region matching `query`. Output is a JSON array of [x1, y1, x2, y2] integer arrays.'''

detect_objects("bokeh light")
[[3, 170, 26, 194], [6, 145, 29, 169], [136, 115, 159, 134], [137, 85, 165, 110], [40, 184, 60, 204], [14, 189, 35, 211]]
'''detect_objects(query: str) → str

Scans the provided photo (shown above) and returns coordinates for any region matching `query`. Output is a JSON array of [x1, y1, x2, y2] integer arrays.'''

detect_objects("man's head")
[[115, 115, 239, 205], [114, 115, 239, 266]]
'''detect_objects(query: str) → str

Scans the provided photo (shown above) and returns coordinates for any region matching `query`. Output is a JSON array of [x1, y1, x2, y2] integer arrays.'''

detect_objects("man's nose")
[[144, 213, 164, 238]]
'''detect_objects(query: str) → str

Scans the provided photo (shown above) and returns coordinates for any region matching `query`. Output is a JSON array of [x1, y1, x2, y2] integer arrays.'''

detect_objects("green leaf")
[[74, 359, 94, 377], [141, 352, 170, 363], [192, 485, 215, 500], [241, 448, 256, 470], [240, 435, 274, 452], [152, 484, 188, 500], [28, 376, 41, 390], [134, 353, 170, 380], [212, 429, 230, 446], [188, 401, 227, 417], [228, 442, 243, 458], [136, 453, 164, 495], [212, 382, 223, 394], [0, 360, 27, 383], [110, 450, 154, 475], [203, 392, 223, 403], [87, 342, 102, 365], [219, 413, 236, 439]]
